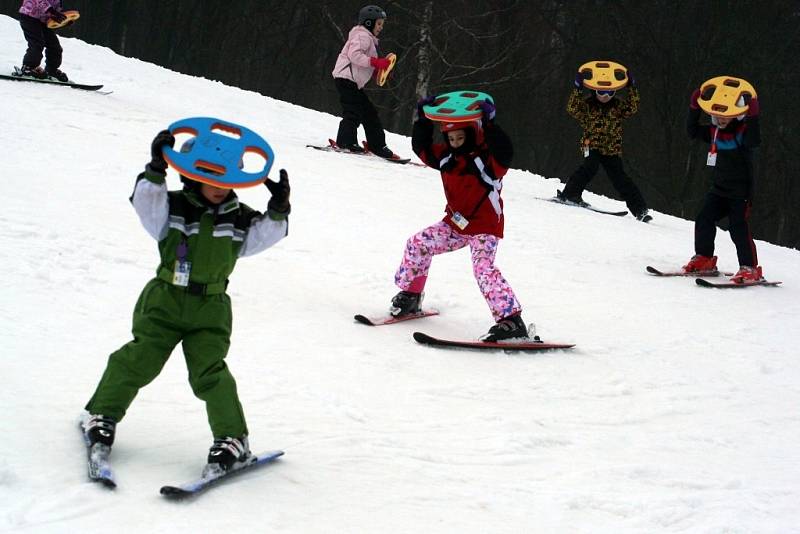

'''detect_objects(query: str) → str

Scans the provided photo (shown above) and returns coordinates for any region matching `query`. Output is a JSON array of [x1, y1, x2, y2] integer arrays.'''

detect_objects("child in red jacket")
[[390, 97, 528, 342]]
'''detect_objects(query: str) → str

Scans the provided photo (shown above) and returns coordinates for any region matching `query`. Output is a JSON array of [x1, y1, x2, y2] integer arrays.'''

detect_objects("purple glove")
[[417, 95, 437, 116], [743, 94, 759, 117], [689, 88, 701, 110], [574, 71, 584, 89], [478, 99, 496, 121], [47, 7, 67, 23], [627, 72, 636, 88]]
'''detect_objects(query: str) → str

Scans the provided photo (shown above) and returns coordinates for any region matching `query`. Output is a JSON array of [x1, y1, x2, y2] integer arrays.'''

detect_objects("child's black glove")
[[149, 130, 175, 172], [47, 8, 67, 23], [573, 72, 584, 89], [265, 169, 291, 218]]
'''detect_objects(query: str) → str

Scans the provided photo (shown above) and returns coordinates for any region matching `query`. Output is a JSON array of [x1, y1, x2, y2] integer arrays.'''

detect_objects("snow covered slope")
[[1, 16, 799, 533]]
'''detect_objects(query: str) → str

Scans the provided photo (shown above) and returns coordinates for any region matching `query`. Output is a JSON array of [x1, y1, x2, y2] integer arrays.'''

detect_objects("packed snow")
[[1, 16, 799, 533]]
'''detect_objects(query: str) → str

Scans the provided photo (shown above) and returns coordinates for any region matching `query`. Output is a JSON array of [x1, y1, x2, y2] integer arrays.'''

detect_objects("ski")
[[695, 278, 782, 289], [78, 418, 116, 488], [646, 265, 733, 277], [361, 141, 426, 167], [538, 196, 628, 217], [1, 67, 105, 92], [354, 309, 439, 326], [413, 331, 575, 352], [306, 139, 411, 164], [160, 450, 284, 498]]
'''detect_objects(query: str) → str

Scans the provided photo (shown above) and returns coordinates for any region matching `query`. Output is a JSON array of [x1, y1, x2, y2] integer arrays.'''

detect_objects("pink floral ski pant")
[[394, 221, 522, 321]]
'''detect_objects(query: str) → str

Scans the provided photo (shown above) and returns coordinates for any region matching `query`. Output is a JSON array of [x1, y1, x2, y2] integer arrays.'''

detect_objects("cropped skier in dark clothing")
[[560, 71, 650, 221], [17, 0, 70, 81], [682, 87, 763, 283]]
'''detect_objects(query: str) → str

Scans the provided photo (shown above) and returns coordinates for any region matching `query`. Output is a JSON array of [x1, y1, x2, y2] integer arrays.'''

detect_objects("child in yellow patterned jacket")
[[559, 70, 651, 221]]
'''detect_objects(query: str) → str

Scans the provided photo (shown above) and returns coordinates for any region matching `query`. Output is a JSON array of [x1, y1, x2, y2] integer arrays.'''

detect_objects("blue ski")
[[160, 450, 284, 498]]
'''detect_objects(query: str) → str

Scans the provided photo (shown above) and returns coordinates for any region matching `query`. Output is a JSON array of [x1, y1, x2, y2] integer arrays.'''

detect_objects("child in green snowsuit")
[[82, 130, 290, 473]]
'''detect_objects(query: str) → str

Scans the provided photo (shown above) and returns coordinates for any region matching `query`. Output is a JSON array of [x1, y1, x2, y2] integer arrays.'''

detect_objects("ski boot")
[[18, 65, 47, 79], [480, 313, 529, 342], [730, 265, 764, 284], [46, 68, 69, 82], [202, 436, 252, 477], [389, 291, 423, 317], [82, 413, 117, 447], [339, 143, 365, 153], [372, 145, 397, 159], [635, 208, 653, 223], [682, 254, 717, 273], [556, 189, 587, 207]]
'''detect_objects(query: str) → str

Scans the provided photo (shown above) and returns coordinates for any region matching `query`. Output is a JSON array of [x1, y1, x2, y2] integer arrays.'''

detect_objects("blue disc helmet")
[[358, 5, 386, 29]]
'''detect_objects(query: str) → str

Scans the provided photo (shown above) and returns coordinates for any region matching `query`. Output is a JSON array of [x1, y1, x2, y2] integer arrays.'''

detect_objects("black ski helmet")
[[358, 5, 387, 29]]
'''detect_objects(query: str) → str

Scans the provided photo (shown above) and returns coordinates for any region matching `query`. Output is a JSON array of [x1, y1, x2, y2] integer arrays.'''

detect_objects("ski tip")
[[258, 450, 285, 461], [96, 477, 117, 489], [412, 331, 434, 343], [645, 265, 662, 275], [354, 314, 375, 326], [160, 485, 188, 497]]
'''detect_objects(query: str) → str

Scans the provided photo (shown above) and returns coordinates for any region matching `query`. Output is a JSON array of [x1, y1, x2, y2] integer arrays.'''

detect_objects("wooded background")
[[3, 0, 798, 249]]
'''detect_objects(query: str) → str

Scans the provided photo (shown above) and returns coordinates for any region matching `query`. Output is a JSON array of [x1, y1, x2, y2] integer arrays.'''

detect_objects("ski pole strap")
[[156, 267, 228, 295]]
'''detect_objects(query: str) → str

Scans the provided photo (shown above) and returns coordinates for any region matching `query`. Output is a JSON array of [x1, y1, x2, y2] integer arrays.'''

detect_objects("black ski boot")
[[480, 313, 529, 342], [390, 291, 423, 317], [556, 189, 587, 206], [82, 413, 117, 446], [340, 143, 365, 153], [635, 208, 653, 223], [203, 436, 252, 476], [372, 145, 397, 159], [46, 68, 69, 82]]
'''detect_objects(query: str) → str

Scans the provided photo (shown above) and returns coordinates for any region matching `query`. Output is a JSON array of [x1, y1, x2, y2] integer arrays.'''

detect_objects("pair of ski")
[[1, 66, 107, 93], [646, 266, 782, 288], [354, 310, 574, 351], [307, 139, 420, 165], [79, 420, 283, 498]]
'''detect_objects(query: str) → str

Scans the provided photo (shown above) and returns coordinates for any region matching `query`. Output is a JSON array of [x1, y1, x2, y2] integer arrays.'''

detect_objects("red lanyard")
[[710, 127, 719, 155]]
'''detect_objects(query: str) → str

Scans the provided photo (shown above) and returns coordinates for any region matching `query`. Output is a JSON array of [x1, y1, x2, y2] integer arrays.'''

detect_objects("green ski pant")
[[85, 278, 248, 439]]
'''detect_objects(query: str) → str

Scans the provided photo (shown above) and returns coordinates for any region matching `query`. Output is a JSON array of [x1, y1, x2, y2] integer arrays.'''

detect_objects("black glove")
[[47, 8, 67, 23], [266, 169, 291, 217], [149, 130, 175, 172]]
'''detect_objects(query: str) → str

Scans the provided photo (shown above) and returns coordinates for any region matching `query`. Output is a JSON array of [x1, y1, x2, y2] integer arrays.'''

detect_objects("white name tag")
[[172, 260, 192, 287], [706, 152, 717, 167], [583, 147, 590, 158], [451, 211, 469, 230]]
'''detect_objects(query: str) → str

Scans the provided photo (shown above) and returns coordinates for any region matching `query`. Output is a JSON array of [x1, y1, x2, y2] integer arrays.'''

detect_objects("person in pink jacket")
[[17, 0, 70, 81], [331, 5, 397, 159]]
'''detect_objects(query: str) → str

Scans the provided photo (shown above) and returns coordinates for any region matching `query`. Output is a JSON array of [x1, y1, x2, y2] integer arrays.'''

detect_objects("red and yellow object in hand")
[[375, 53, 396, 87], [47, 10, 80, 29]]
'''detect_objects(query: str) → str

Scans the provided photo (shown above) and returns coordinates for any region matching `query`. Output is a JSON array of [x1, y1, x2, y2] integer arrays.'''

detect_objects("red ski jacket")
[[411, 118, 513, 237]]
